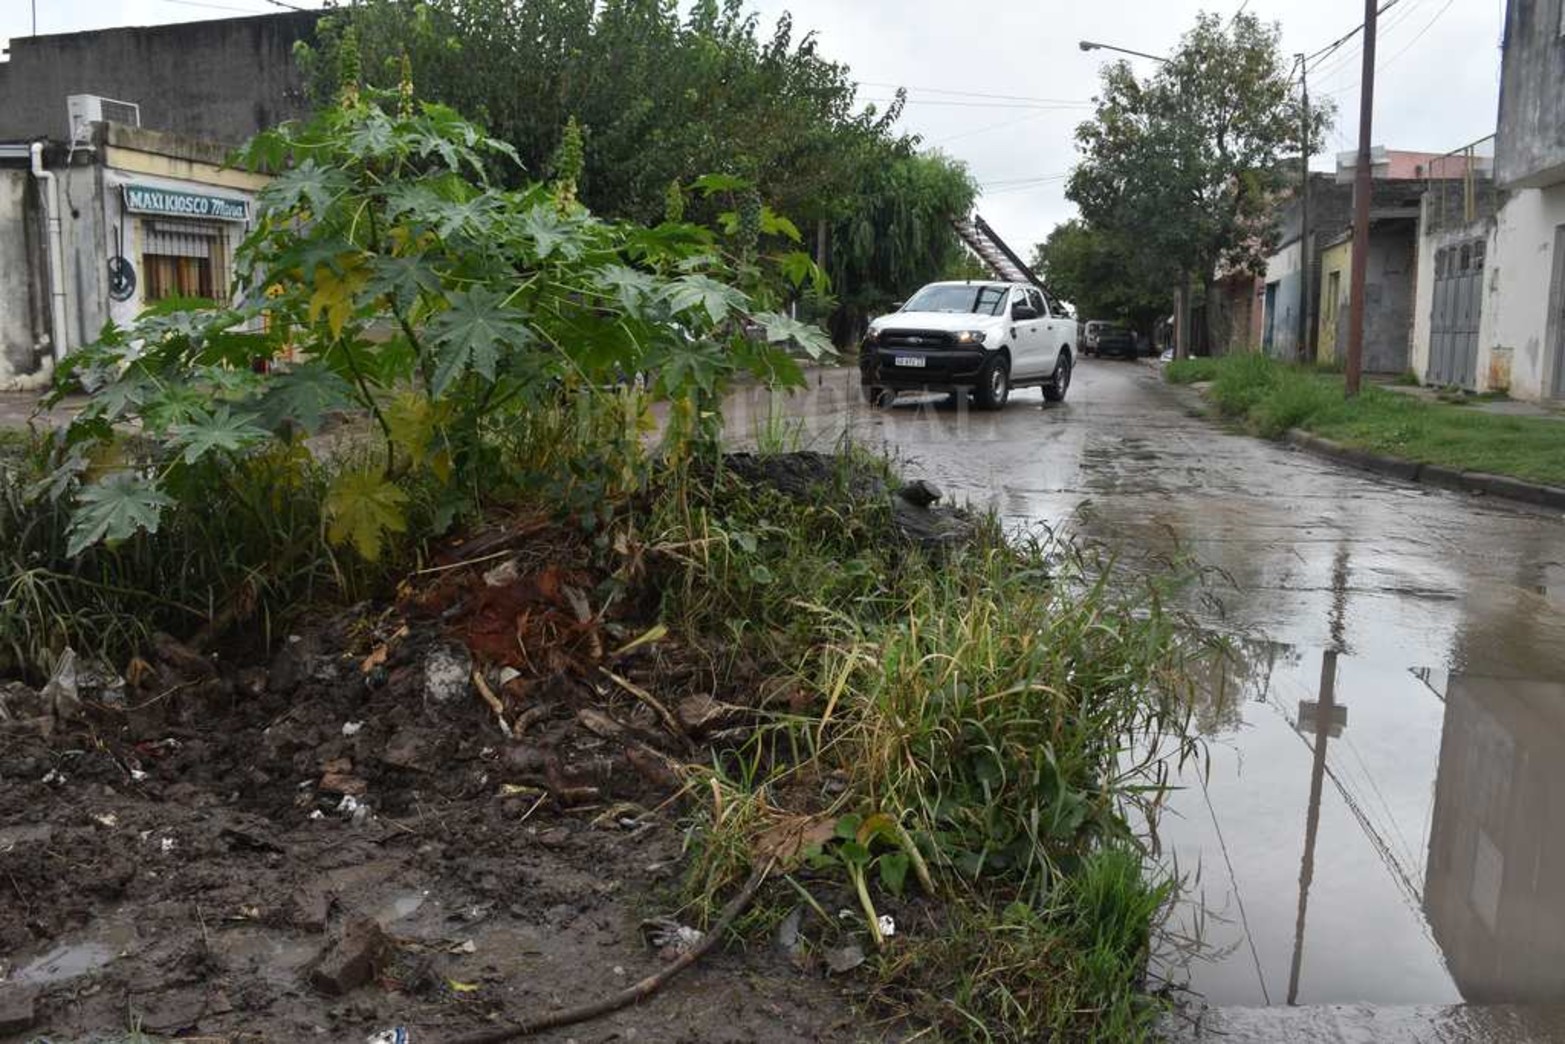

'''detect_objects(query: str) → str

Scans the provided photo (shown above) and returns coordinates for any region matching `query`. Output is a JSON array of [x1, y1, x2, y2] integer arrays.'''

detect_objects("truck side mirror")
[[890, 300, 905, 311]]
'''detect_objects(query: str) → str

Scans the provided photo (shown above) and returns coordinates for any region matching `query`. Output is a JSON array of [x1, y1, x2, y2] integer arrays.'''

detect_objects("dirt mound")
[[0, 520, 857, 1042]]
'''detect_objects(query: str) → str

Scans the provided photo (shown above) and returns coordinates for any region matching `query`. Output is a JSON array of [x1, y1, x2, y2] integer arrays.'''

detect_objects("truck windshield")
[[903, 284, 1008, 316]]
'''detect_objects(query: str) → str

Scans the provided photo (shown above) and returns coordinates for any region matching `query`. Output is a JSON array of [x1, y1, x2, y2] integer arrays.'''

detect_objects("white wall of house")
[[1483, 183, 1565, 399], [1263, 241, 1303, 359]]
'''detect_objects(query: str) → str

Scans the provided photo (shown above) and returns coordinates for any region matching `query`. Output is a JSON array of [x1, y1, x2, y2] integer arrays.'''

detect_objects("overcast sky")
[[3, 0, 1505, 254]]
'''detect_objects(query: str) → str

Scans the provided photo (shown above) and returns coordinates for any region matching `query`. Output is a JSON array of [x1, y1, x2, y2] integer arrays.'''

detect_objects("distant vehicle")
[[1083, 321, 1138, 359], [858, 281, 1074, 410]]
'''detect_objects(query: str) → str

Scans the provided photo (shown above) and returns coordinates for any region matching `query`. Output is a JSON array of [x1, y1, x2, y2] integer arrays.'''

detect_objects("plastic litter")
[[342, 721, 365, 737], [366, 1029, 410, 1044], [40, 649, 82, 721], [878, 914, 896, 938], [642, 917, 705, 958]]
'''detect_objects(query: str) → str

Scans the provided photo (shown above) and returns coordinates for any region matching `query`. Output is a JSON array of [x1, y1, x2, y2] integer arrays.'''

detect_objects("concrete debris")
[[0, 984, 39, 1036], [422, 643, 473, 714], [308, 918, 392, 996], [897, 478, 943, 508], [824, 943, 866, 974]]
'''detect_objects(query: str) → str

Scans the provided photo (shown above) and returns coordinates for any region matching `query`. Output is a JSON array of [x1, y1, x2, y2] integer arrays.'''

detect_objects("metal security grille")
[[141, 220, 230, 302], [1427, 239, 1484, 389]]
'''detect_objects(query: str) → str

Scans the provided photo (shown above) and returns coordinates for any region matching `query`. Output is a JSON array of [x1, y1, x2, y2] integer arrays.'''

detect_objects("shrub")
[[48, 89, 833, 566]]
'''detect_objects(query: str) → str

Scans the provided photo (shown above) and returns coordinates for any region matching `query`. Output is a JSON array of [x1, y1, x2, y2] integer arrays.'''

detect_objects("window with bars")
[[140, 220, 230, 303]]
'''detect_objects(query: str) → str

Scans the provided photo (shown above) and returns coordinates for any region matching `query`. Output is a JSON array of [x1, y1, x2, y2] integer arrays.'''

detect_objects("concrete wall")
[[0, 170, 44, 385], [1308, 227, 1415, 373], [1363, 223, 1417, 374], [0, 12, 319, 145], [1481, 182, 1565, 398], [1206, 273, 1263, 355], [1496, 0, 1565, 189]]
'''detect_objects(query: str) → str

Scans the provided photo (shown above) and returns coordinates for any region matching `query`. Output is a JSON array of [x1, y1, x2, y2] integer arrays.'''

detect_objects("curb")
[[1283, 429, 1565, 511]]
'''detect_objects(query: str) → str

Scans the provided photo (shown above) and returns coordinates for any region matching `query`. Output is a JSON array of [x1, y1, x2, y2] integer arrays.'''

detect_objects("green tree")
[[294, 0, 975, 346], [1067, 11, 1330, 348], [828, 150, 978, 344], [1031, 220, 1165, 333], [297, 0, 903, 228]]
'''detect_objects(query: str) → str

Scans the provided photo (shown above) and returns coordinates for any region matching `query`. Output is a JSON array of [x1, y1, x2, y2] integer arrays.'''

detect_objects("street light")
[[1077, 39, 1169, 64]]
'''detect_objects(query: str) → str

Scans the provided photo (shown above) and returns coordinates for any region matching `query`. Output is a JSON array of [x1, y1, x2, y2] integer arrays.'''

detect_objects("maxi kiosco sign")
[[122, 183, 250, 222]]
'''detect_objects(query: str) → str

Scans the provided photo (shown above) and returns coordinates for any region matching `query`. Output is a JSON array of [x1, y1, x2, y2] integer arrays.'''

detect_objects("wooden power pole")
[[1297, 55, 1312, 364], [1344, 0, 1377, 397]]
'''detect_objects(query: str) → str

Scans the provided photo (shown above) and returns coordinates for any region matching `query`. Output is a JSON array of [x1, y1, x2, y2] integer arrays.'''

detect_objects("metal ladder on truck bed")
[[952, 214, 1047, 291]]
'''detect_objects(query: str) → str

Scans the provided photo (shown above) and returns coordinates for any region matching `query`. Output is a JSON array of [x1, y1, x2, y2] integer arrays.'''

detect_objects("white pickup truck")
[[858, 281, 1074, 410]]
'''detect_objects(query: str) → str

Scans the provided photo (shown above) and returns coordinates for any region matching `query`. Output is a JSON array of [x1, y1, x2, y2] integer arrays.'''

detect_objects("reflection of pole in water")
[[1288, 649, 1339, 1004]]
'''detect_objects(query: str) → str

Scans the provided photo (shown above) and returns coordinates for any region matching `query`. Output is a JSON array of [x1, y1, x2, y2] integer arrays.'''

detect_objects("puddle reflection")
[[1159, 640, 1565, 1009]]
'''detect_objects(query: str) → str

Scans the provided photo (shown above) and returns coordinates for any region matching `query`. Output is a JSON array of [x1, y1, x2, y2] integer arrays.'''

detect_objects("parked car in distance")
[[1083, 320, 1138, 359], [858, 281, 1075, 410]]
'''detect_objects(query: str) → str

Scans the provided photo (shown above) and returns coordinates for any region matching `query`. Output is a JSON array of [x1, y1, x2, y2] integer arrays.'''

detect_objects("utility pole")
[[1287, 648, 1339, 1005], [1296, 54, 1312, 364], [1344, 0, 1377, 398]]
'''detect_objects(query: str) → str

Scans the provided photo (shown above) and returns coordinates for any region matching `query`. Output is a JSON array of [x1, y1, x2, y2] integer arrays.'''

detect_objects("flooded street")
[[738, 360, 1565, 1037]]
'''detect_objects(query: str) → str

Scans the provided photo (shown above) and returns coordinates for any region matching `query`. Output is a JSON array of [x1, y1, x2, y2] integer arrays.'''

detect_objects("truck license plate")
[[894, 355, 926, 368]]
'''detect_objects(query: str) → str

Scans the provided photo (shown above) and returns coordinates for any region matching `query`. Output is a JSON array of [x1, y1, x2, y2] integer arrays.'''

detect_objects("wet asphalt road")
[[732, 359, 1565, 1040]]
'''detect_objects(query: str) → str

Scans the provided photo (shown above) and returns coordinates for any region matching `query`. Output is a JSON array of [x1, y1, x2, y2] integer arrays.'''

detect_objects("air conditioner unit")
[[67, 94, 142, 140]]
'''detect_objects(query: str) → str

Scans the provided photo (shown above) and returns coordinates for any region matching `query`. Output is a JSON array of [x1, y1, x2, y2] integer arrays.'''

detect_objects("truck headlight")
[[955, 330, 987, 345]]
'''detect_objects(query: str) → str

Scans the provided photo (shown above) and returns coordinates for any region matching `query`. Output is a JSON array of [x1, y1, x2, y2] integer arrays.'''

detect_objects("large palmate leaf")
[[661, 275, 745, 325], [595, 264, 659, 315], [168, 406, 271, 465], [427, 287, 534, 394], [753, 312, 835, 361], [259, 159, 350, 218], [324, 468, 409, 561], [66, 473, 175, 556], [257, 362, 356, 434]]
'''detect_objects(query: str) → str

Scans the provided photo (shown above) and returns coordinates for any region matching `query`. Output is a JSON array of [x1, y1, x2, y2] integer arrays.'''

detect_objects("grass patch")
[[1169, 354, 1565, 487], [1163, 357, 1221, 384], [651, 450, 1199, 1040]]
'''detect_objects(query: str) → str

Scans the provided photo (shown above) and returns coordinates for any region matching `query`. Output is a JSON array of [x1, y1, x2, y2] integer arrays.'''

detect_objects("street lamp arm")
[[1078, 39, 1170, 64]]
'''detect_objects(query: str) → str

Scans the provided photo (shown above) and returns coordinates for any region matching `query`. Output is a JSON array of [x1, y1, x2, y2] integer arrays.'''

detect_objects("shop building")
[[0, 116, 267, 388]]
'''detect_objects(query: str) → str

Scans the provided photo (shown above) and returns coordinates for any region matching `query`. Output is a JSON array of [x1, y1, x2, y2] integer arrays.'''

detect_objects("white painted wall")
[[1263, 241, 1303, 358], [1482, 183, 1565, 400]]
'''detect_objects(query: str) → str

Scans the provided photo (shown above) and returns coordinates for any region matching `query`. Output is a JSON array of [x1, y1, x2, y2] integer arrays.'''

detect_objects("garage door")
[[1427, 240, 1484, 389]]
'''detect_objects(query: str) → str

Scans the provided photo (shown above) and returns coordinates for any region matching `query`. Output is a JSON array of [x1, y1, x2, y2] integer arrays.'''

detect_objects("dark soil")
[[0, 510, 870, 1042]]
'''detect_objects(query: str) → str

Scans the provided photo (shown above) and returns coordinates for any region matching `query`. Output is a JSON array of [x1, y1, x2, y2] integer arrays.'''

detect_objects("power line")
[[147, 0, 272, 12], [1317, 0, 1460, 98], [1303, 0, 1403, 68], [1308, 0, 1425, 82], [929, 110, 1056, 146], [858, 81, 1094, 106], [861, 96, 1092, 111], [980, 172, 1071, 187]]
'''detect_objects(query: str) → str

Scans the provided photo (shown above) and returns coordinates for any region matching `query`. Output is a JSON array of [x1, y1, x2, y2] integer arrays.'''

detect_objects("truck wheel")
[[1043, 352, 1072, 403], [974, 355, 1010, 410]]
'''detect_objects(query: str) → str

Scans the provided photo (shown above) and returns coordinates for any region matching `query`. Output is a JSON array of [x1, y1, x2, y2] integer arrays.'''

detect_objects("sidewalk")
[[1373, 378, 1565, 422], [0, 392, 83, 431]]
